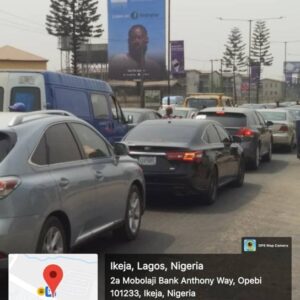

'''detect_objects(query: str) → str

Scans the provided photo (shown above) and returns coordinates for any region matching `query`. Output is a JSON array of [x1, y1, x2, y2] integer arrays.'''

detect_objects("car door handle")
[[59, 177, 69, 188], [95, 171, 104, 181]]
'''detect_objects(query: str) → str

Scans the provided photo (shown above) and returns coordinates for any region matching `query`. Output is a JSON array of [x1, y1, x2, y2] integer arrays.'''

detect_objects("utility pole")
[[167, 0, 171, 105], [218, 16, 284, 103]]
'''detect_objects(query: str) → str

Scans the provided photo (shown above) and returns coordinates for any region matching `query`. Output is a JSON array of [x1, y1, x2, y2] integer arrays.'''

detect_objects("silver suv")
[[0, 111, 145, 266]]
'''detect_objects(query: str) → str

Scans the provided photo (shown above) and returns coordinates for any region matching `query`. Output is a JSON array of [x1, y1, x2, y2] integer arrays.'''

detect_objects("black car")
[[197, 107, 273, 169], [123, 119, 245, 204]]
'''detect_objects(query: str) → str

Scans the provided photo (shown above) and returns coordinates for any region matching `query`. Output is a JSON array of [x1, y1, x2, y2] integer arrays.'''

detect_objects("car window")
[[109, 96, 124, 122], [0, 132, 16, 163], [198, 112, 247, 127], [125, 123, 199, 144], [71, 123, 111, 159], [255, 111, 266, 125], [259, 111, 287, 121], [45, 123, 82, 164], [10, 87, 41, 111], [91, 93, 109, 119], [31, 135, 47, 165], [215, 124, 230, 143], [206, 124, 221, 143], [251, 111, 260, 125]]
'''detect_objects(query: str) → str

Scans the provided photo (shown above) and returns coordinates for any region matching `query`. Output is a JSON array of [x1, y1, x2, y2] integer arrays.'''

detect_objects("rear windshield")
[[173, 109, 188, 118], [0, 132, 16, 163], [259, 111, 287, 121], [125, 123, 200, 143], [162, 96, 184, 105], [186, 98, 217, 109], [10, 87, 41, 111], [198, 112, 247, 127]]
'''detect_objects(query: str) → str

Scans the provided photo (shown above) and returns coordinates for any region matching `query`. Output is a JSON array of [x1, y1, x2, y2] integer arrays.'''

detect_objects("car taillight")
[[0, 177, 20, 199], [0, 252, 7, 259], [279, 125, 288, 132], [236, 128, 254, 137], [166, 151, 203, 163]]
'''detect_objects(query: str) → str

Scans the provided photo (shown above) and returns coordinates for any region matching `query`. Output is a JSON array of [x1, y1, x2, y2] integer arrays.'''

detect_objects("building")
[[260, 78, 284, 103], [0, 45, 48, 70]]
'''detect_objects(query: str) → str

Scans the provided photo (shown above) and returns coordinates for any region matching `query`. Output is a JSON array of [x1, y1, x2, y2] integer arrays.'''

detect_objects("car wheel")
[[250, 145, 260, 170], [113, 185, 142, 241], [203, 167, 218, 205], [36, 216, 68, 253], [231, 158, 245, 187], [262, 141, 272, 162]]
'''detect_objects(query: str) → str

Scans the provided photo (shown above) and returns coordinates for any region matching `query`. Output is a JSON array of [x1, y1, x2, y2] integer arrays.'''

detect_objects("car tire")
[[36, 216, 68, 253], [250, 145, 260, 170], [262, 141, 272, 162], [113, 185, 142, 241], [203, 167, 218, 205], [231, 158, 245, 187]]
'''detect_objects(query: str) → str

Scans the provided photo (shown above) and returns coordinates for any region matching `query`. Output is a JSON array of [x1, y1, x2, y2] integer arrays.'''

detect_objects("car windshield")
[[186, 98, 217, 109], [198, 112, 247, 127], [259, 111, 287, 121], [162, 96, 183, 105], [125, 122, 199, 143]]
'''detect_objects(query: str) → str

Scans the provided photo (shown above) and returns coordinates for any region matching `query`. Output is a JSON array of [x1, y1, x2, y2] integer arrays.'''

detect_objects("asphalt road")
[[75, 151, 300, 299], [1, 152, 298, 299]]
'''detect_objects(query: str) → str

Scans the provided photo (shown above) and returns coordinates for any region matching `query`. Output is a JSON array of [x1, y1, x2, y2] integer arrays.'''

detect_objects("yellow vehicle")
[[183, 93, 233, 110]]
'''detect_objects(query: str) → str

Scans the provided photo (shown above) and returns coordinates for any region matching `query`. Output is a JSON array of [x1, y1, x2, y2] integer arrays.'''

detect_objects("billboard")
[[250, 63, 260, 85], [108, 0, 166, 81], [171, 40, 185, 77]]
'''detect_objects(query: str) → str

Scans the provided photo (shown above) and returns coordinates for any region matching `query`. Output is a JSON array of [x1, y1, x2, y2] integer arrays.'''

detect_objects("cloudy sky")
[[1, 0, 300, 80]]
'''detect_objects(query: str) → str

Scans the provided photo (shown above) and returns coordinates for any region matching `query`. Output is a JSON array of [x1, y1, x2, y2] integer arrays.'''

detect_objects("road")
[[75, 151, 300, 299]]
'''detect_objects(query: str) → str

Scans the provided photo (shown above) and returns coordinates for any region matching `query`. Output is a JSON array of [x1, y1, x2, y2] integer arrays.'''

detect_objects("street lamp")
[[218, 16, 284, 103], [272, 40, 300, 100]]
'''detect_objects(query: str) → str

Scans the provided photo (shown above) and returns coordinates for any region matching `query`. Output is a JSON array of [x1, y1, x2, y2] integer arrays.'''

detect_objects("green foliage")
[[251, 20, 273, 66], [223, 27, 247, 72], [46, 0, 103, 75], [223, 27, 246, 104]]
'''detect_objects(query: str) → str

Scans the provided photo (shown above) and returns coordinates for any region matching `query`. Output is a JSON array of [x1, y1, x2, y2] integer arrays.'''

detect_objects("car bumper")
[[272, 133, 291, 145], [0, 215, 41, 256], [144, 171, 209, 195]]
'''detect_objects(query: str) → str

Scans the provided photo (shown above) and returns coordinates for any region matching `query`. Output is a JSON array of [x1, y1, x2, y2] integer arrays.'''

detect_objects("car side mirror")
[[114, 142, 129, 156], [266, 120, 273, 127], [127, 115, 133, 124]]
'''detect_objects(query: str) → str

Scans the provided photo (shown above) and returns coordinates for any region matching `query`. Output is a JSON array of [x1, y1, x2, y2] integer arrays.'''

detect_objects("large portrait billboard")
[[108, 0, 166, 81]]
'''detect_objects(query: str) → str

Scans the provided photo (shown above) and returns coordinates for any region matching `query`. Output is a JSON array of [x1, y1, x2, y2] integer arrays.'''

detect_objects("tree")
[[251, 20, 273, 103], [223, 27, 247, 105], [46, 0, 103, 75]]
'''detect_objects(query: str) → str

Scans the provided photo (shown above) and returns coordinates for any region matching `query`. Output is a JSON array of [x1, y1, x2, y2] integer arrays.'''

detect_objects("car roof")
[[122, 108, 157, 112], [257, 109, 287, 113], [200, 107, 254, 114], [173, 107, 199, 111], [139, 118, 220, 128], [0, 110, 81, 130]]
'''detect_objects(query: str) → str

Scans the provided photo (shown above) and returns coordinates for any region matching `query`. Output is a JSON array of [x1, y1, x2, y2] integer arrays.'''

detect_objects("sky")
[[1, 0, 300, 80]]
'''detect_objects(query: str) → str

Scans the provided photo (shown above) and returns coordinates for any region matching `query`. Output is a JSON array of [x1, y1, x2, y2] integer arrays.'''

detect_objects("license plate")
[[138, 156, 157, 166]]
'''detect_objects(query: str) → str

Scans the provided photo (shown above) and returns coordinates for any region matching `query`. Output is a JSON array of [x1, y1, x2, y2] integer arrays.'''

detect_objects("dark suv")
[[197, 107, 273, 169]]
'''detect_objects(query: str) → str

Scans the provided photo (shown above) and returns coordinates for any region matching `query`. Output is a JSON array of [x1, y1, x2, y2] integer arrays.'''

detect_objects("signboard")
[[108, 0, 166, 81], [171, 40, 185, 77], [250, 63, 260, 84], [144, 90, 161, 108]]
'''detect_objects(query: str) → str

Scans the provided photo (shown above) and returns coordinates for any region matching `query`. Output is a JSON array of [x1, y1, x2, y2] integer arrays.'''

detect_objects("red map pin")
[[43, 264, 63, 297]]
